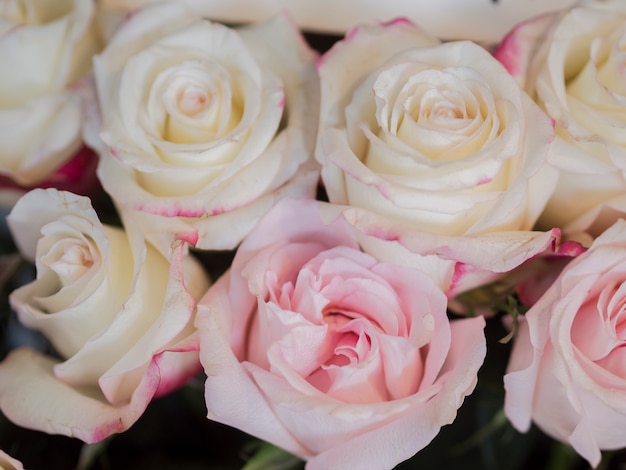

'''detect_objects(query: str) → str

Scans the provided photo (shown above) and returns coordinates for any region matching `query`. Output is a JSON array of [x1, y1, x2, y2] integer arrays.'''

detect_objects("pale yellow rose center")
[[178, 86, 211, 116], [148, 60, 243, 145], [367, 66, 500, 166], [42, 238, 94, 285]]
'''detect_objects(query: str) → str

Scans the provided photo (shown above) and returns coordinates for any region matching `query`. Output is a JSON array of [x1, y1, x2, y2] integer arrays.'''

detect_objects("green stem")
[[545, 441, 580, 470]]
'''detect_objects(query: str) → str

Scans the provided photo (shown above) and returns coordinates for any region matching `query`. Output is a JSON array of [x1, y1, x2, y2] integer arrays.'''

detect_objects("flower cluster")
[[2, 0, 626, 469]]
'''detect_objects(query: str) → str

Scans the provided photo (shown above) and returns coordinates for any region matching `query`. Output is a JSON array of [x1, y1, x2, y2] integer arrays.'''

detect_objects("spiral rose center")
[[368, 66, 497, 164], [571, 279, 626, 378], [178, 86, 211, 116], [44, 239, 94, 285], [146, 60, 243, 145]]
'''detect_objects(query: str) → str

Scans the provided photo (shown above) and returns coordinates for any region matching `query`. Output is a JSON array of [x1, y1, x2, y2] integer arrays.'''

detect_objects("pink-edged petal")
[[196, 304, 311, 458], [340, 206, 560, 294], [96, 239, 207, 404], [103, 161, 319, 253], [493, 12, 558, 87], [0, 347, 162, 443], [0, 449, 24, 470]]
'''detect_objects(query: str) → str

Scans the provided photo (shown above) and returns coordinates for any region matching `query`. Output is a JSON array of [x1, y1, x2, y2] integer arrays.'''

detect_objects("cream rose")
[[0, 189, 209, 442], [315, 19, 560, 294], [317, 19, 556, 237], [92, 2, 319, 253], [0, 0, 100, 202], [495, 0, 626, 237], [196, 198, 486, 469], [505, 219, 626, 467]]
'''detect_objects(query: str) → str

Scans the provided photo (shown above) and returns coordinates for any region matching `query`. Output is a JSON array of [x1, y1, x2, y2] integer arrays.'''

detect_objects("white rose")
[[0, 189, 210, 442], [0, 0, 100, 195], [317, 20, 557, 237], [315, 20, 560, 293], [495, 0, 626, 237], [92, 2, 319, 253]]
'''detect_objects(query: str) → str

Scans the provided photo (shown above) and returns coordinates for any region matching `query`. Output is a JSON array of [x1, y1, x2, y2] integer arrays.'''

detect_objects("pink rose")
[[196, 198, 486, 469], [505, 219, 626, 467], [495, 1, 626, 237], [0, 189, 210, 442]]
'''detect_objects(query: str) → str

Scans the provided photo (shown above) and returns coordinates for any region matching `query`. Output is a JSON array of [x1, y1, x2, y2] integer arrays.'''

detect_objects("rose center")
[[431, 102, 463, 120], [178, 86, 211, 116], [45, 241, 94, 285], [321, 313, 373, 368], [325, 331, 362, 367]]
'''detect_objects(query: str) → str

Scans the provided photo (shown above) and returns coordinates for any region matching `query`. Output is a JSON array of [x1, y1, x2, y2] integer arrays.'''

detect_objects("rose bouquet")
[[2, 0, 626, 469]]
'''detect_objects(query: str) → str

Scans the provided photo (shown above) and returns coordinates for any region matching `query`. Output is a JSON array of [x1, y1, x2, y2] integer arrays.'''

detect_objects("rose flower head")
[[196, 198, 486, 470], [315, 18, 561, 297], [0, 188, 209, 442], [317, 19, 557, 237], [495, 0, 626, 237], [91, 1, 319, 254], [505, 218, 626, 467], [0, 0, 101, 206]]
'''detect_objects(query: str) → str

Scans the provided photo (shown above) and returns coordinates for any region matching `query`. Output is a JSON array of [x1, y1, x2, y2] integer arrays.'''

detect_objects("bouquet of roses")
[[1, 0, 626, 469]]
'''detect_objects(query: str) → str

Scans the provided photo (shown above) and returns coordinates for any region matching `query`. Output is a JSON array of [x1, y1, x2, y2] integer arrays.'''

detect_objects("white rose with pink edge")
[[91, 1, 319, 255], [505, 219, 626, 467], [0, 0, 101, 206], [196, 198, 486, 470], [0, 189, 209, 442], [315, 19, 561, 296], [495, 0, 626, 237]]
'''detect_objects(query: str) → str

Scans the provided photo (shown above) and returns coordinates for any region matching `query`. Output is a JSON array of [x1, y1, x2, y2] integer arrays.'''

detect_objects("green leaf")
[[241, 441, 304, 470]]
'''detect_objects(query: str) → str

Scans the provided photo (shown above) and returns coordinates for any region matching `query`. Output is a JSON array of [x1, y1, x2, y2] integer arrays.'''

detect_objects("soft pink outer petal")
[[196, 196, 487, 469], [197, 298, 311, 458], [0, 449, 24, 470], [505, 220, 626, 467], [0, 347, 165, 443], [503, 317, 539, 433], [198, 295, 485, 469]]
